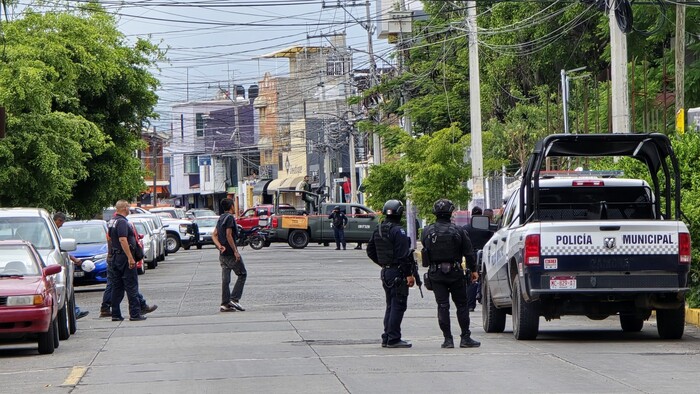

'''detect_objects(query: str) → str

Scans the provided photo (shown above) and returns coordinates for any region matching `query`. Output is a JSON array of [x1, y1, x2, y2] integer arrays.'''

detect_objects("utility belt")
[[111, 248, 126, 255], [430, 261, 460, 274], [382, 264, 401, 270]]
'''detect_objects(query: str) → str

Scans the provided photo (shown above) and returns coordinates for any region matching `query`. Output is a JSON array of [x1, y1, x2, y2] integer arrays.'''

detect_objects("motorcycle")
[[235, 225, 267, 250]]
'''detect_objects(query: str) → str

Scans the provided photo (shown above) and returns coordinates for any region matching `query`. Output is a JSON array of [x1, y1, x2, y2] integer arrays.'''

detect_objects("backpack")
[[425, 222, 461, 263]]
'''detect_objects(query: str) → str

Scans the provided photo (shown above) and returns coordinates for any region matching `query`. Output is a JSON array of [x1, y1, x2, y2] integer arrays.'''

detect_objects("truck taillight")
[[524, 234, 540, 266], [271, 217, 278, 228], [679, 232, 691, 264]]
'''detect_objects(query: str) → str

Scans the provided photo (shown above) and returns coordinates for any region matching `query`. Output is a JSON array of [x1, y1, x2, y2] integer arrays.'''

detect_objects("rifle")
[[410, 250, 424, 298]]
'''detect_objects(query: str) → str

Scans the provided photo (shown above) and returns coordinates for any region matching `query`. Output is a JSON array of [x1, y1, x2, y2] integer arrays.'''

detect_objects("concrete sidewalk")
[[65, 303, 700, 394]]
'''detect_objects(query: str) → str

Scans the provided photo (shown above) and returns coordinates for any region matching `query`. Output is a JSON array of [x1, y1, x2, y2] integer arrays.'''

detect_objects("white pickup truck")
[[478, 133, 691, 340]]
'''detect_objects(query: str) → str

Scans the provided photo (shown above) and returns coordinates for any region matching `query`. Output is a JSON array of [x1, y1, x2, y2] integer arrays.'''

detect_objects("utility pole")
[[365, 0, 381, 165], [609, 1, 630, 133], [348, 118, 357, 203], [152, 127, 158, 208], [467, 1, 484, 206], [675, 3, 685, 129]]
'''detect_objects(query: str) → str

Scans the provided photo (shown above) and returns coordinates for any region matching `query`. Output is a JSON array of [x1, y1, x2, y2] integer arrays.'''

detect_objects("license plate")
[[550, 276, 576, 289], [74, 271, 84, 277]]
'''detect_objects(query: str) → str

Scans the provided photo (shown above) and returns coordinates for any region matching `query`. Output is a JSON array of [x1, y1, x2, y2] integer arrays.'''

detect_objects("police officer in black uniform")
[[422, 199, 480, 348], [109, 200, 147, 321], [367, 199, 415, 348]]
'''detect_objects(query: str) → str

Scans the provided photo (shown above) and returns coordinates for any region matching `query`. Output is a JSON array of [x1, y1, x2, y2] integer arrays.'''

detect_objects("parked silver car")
[[192, 216, 219, 249], [128, 217, 159, 270], [128, 214, 166, 263], [0, 208, 77, 340]]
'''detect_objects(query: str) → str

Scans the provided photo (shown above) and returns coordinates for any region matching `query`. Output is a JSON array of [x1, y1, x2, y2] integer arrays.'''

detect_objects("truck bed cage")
[[521, 133, 682, 223]]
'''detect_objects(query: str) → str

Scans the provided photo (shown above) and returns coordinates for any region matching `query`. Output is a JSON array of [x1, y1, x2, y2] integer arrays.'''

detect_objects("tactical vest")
[[425, 222, 461, 263], [374, 222, 396, 265], [332, 213, 344, 228]]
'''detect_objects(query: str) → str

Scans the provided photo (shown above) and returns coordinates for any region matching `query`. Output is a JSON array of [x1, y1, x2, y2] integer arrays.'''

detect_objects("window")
[[326, 55, 346, 76], [195, 113, 204, 137], [185, 155, 199, 174]]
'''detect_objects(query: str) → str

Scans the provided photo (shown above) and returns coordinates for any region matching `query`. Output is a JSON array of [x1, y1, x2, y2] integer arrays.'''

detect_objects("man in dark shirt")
[[213, 198, 246, 312], [53, 212, 89, 320], [109, 200, 147, 321], [328, 206, 348, 250]]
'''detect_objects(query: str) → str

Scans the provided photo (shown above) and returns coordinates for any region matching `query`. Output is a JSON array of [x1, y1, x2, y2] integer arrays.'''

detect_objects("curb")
[[686, 308, 700, 326]]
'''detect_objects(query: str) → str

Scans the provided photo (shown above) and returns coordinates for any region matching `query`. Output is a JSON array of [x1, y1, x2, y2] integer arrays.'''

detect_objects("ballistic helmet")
[[382, 200, 404, 217], [433, 199, 455, 216]]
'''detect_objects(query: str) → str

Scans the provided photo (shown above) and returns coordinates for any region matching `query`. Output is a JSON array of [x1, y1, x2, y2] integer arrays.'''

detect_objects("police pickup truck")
[[266, 189, 378, 249], [478, 133, 691, 340]]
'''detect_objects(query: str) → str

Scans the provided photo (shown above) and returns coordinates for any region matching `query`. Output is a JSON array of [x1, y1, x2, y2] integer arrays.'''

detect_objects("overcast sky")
[[101, 0, 423, 128]]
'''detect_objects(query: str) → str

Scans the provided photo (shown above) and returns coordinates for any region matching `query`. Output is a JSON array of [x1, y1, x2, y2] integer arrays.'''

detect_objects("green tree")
[[363, 125, 470, 221], [0, 4, 163, 217]]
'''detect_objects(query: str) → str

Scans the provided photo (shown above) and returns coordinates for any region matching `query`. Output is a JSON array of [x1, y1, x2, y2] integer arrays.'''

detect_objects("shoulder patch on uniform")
[[400, 229, 406, 235]]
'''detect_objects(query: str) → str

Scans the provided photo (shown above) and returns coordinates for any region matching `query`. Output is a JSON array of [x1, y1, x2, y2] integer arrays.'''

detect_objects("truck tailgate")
[[538, 221, 684, 272]]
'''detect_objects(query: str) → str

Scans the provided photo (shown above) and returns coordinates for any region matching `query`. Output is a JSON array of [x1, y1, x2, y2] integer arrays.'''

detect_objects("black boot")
[[441, 337, 454, 348], [460, 336, 481, 348]]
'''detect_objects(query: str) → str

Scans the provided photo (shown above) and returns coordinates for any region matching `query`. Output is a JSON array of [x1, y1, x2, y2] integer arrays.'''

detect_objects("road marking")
[[62, 366, 87, 386]]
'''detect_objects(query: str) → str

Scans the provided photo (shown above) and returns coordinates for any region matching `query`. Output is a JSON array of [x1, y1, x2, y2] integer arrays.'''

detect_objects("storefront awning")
[[267, 175, 307, 195], [266, 178, 285, 195], [252, 179, 273, 196], [280, 175, 306, 190]]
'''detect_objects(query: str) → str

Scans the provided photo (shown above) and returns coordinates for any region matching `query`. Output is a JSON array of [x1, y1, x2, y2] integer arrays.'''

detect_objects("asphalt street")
[[2, 243, 700, 393]]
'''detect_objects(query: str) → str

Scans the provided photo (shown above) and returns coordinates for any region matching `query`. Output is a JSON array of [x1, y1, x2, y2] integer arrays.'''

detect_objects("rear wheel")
[[657, 303, 685, 339], [165, 233, 181, 254], [53, 319, 60, 349], [68, 292, 77, 335], [147, 259, 157, 270], [482, 277, 506, 333], [38, 318, 56, 354], [57, 303, 70, 340], [620, 314, 645, 332], [250, 235, 264, 250], [512, 279, 539, 340], [137, 263, 145, 275], [288, 230, 309, 249]]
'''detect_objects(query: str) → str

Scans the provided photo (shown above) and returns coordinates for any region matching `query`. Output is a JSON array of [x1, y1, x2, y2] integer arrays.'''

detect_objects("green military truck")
[[266, 189, 378, 249]]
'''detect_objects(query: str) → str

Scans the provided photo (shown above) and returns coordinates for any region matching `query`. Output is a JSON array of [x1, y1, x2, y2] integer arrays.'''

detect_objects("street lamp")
[[561, 66, 587, 134]]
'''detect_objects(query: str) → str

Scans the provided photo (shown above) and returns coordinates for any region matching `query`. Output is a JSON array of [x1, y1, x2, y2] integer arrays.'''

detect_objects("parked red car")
[[0, 240, 63, 354]]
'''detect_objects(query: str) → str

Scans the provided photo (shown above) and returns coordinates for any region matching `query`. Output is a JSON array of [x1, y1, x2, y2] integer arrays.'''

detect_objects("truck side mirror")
[[471, 215, 490, 231]]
